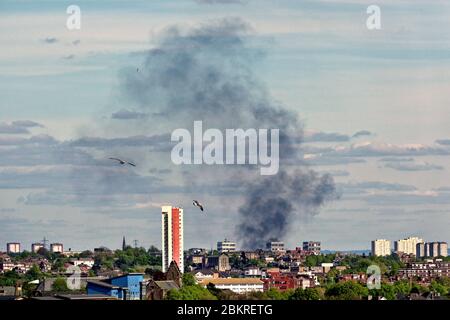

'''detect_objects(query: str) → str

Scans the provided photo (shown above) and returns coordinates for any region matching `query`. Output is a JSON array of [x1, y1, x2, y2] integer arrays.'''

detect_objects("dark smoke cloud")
[[238, 171, 335, 249], [120, 17, 336, 249]]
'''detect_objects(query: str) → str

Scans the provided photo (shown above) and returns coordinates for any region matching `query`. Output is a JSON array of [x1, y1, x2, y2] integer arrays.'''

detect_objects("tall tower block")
[[161, 206, 184, 273]]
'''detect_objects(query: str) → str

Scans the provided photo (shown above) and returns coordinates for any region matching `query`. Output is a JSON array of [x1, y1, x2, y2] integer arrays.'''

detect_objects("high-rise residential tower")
[[371, 239, 391, 256], [161, 205, 184, 273]]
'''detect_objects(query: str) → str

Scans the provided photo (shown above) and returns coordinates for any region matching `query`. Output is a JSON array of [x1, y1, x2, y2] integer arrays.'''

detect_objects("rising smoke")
[[120, 18, 336, 249]]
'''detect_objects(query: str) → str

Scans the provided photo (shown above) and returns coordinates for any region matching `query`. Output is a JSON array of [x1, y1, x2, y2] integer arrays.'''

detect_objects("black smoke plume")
[[121, 18, 336, 249]]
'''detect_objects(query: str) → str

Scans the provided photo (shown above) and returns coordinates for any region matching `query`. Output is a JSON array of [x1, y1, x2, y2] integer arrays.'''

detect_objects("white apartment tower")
[[6, 242, 21, 254], [371, 239, 391, 256], [394, 237, 424, 256]]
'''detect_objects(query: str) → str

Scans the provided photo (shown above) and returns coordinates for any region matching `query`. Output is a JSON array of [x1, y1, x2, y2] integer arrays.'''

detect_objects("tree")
[[369, 283, 396, 300], [182, 273, 197, 286], [264, 288, 291, 300], [392, 280, 410, 296], [411, 282, 429, 294], [429, 280, 448, 296], [206, 283, 222, 297], [289, 287, 323, 300], [166, 285, 217, 300], [325, 268, 339, 285], [37, 247, 50, 259], [325, 281, 369, 300], [79, 250, 93, 258], [0, 270, 21, 286], [25, 265, 42, 281], [52, 277, 69, 292]]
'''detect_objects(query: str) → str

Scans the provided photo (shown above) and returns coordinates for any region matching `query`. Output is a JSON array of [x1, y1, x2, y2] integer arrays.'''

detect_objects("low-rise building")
[[263, 271, 315, 291], [87, 273, 144, 300], [199, 278, 264, 294], [338, 273, 367, 283], [321, 263, 334, 274], [244, 266, 262, 277], [191, 269, 219, 282], [0, 261, 32, 273], [62, 249, 82, 257], [70, 258, 95, 268], [203, 254, 230, 272], [398, 259, 450, 280], [263, 273, 296, 291], [188, 254, 204, 265], [242, 251, 259, 260], [146, 280, 179, 300]]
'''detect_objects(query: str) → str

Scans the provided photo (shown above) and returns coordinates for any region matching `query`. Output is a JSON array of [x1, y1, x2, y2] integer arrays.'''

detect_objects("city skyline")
[[2, 234, 448, 255], [1, 0, 450, 250]]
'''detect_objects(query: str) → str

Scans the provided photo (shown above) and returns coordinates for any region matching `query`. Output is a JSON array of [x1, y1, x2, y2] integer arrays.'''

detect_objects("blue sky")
[[1, 0, 449, 251]]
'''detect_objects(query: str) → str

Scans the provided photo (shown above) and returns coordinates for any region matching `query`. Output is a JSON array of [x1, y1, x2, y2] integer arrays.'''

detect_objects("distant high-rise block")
[[394, 237, 423, 256], [417, 242, 448, 258], [31, 243, 44, 253], [50, 243, 63, 253], [6, 242, 21, 254], [438, 242, 448, 257], [372, 239, 391, 256], [217, 239, 236, 253], [303, 241, 321, 255], [161, 205, 184, 273], [416, 242, 426, 258], [266, 240, 285, 252], [429, 242, 440, 257]]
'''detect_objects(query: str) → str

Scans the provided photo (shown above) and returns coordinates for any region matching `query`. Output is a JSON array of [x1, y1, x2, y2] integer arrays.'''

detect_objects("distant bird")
[[136, 68, 139, 72], [109, 157, 136, 167], [193, 200, 204, 212]]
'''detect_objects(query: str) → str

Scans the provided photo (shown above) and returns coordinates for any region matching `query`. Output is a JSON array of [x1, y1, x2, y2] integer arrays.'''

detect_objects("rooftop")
[[200, 278, 263, 285], [154, 280, 180, 290], [87, 280, 123, 290]]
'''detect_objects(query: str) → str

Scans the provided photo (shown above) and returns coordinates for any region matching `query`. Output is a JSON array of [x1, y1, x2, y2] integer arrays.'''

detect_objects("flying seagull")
[[193, 200, 204, 212], [109, 157, 136, 167]]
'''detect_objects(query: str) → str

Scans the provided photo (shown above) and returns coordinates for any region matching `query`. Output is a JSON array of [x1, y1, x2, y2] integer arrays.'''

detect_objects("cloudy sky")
[[1, 0, 449, 251]]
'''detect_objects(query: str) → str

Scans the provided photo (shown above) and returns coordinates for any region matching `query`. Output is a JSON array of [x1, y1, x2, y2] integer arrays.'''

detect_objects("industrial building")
[[87, 273, 145, 300]]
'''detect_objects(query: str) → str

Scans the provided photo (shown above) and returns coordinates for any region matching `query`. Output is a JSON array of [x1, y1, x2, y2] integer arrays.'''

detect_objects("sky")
[[0, 0, 449, 251]]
